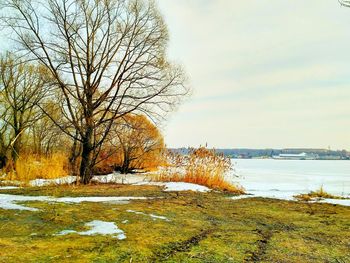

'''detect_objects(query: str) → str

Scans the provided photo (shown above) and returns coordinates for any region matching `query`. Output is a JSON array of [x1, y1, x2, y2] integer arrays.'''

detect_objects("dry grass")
[[6, 153, 69, 182], [294, 186, 348, 201], [155, 147, 245, 194]]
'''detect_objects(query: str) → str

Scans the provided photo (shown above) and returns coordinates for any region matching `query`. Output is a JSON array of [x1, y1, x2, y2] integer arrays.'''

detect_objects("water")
[[229, 159, 350, 202]]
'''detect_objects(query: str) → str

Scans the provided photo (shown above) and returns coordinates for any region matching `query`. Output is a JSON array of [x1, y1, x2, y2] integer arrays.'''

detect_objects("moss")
[[0, 185, 349, 262]]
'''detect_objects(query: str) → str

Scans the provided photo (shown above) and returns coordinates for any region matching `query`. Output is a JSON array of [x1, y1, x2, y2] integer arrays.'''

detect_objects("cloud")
[[158, 0, 350, 149]]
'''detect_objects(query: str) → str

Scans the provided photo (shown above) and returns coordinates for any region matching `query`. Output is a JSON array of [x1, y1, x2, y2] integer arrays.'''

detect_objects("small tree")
[[0, 54, 50, 163], [114, 114, 164, 173]]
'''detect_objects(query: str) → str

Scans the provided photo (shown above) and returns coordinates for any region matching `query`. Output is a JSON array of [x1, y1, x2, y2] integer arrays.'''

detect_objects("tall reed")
[[156, 147, 244, 194], [7, 153, 69, 182]]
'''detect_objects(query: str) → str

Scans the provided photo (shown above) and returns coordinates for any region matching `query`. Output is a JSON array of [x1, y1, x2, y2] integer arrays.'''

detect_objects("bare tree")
[[1, 0, 188, 184], [0, 53, 50, 163]]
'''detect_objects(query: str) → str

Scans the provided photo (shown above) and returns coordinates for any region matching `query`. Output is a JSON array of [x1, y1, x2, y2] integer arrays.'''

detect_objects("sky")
[[157, 0, 350, 150]]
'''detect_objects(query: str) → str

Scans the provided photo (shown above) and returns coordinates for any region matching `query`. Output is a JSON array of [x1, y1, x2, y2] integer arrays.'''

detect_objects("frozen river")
[[230, 159, 350, 204]]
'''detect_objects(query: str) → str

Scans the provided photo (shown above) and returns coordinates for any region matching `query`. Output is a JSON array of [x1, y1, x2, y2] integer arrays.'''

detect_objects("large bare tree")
[[1, 0, 188, 183]]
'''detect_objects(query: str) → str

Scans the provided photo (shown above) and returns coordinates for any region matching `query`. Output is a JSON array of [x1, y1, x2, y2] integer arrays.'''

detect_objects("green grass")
[[0, 185, 349, 262]]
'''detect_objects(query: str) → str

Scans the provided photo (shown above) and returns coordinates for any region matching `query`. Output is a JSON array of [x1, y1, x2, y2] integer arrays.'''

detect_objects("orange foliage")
[[94, 114, 165, 174]]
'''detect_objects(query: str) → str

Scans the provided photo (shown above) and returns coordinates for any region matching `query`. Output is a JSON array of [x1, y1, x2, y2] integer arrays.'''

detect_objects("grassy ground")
[[0, 184, 349, 263]]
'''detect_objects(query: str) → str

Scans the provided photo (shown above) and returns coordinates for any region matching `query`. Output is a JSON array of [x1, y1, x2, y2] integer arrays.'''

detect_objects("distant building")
[[272, 152, 318, 160]]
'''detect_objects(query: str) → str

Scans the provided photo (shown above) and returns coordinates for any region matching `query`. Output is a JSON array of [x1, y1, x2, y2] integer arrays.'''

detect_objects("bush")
[[155, 147, 245, 194]]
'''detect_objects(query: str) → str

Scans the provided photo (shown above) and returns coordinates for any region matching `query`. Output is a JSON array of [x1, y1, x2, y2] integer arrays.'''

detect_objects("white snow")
[[0, 186, 19, 190], [0, 194, 53, 211], [126, 209, 170, 221], [16, 173, 213, 194], [56, 220, 126, 240], [149, 214, 170, 221], [0, 194, 150, 211], [57, 230, 77, 235], [27, 173, 153, 186], [230, 191, 350, 206], [92, 173, 211, 193], [29, 176, 77, 187], [161, 182, 210, 192], [91, 173, 151, 185]]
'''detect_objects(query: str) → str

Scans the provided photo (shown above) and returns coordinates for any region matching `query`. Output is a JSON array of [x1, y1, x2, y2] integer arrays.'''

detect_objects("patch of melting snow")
[[0, 186, 19, 190], [92, 173, 152, 185], [57, 230, 77, 235], [135, 180, 211, 192], [230, 190, 350, 206], [149, 214, 170, 221], [0, 194, 150, 211], [26, 174, 212, 193], [162, 182, 210, 192], [0, 194, 53, 211], [29, 176, 77, 187], [126, 209, 170, 221], [56, 220, 126, 240]]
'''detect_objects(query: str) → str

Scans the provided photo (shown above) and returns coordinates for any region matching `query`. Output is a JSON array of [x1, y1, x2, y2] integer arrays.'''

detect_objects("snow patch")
[[56, 220, 126, 240], [56, 230, 77, 235], [23, 173, 212, 194], [28, 173, 152, 186], [0, 186, 19, 190], [29, 176, 77, 187], [0, 194, 150, 211], [126, 209, 170, 221], [91, 173, 151, 185], [230, 191, 350, 206], [162, 182, 210, 192]]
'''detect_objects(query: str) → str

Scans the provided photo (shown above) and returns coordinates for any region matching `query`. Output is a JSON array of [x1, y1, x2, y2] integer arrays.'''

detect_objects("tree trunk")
[[79, 127, 94, 184], [121, 149, 130, 174], [11, 132, 22, 163]]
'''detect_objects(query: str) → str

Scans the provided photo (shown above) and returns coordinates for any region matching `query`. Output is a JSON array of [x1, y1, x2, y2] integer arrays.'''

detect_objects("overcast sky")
[[157, 0, 350, 150]]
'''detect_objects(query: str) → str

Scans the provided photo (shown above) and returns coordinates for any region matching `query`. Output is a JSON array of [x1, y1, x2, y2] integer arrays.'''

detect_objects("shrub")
[[155, 147, 245, 194]]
